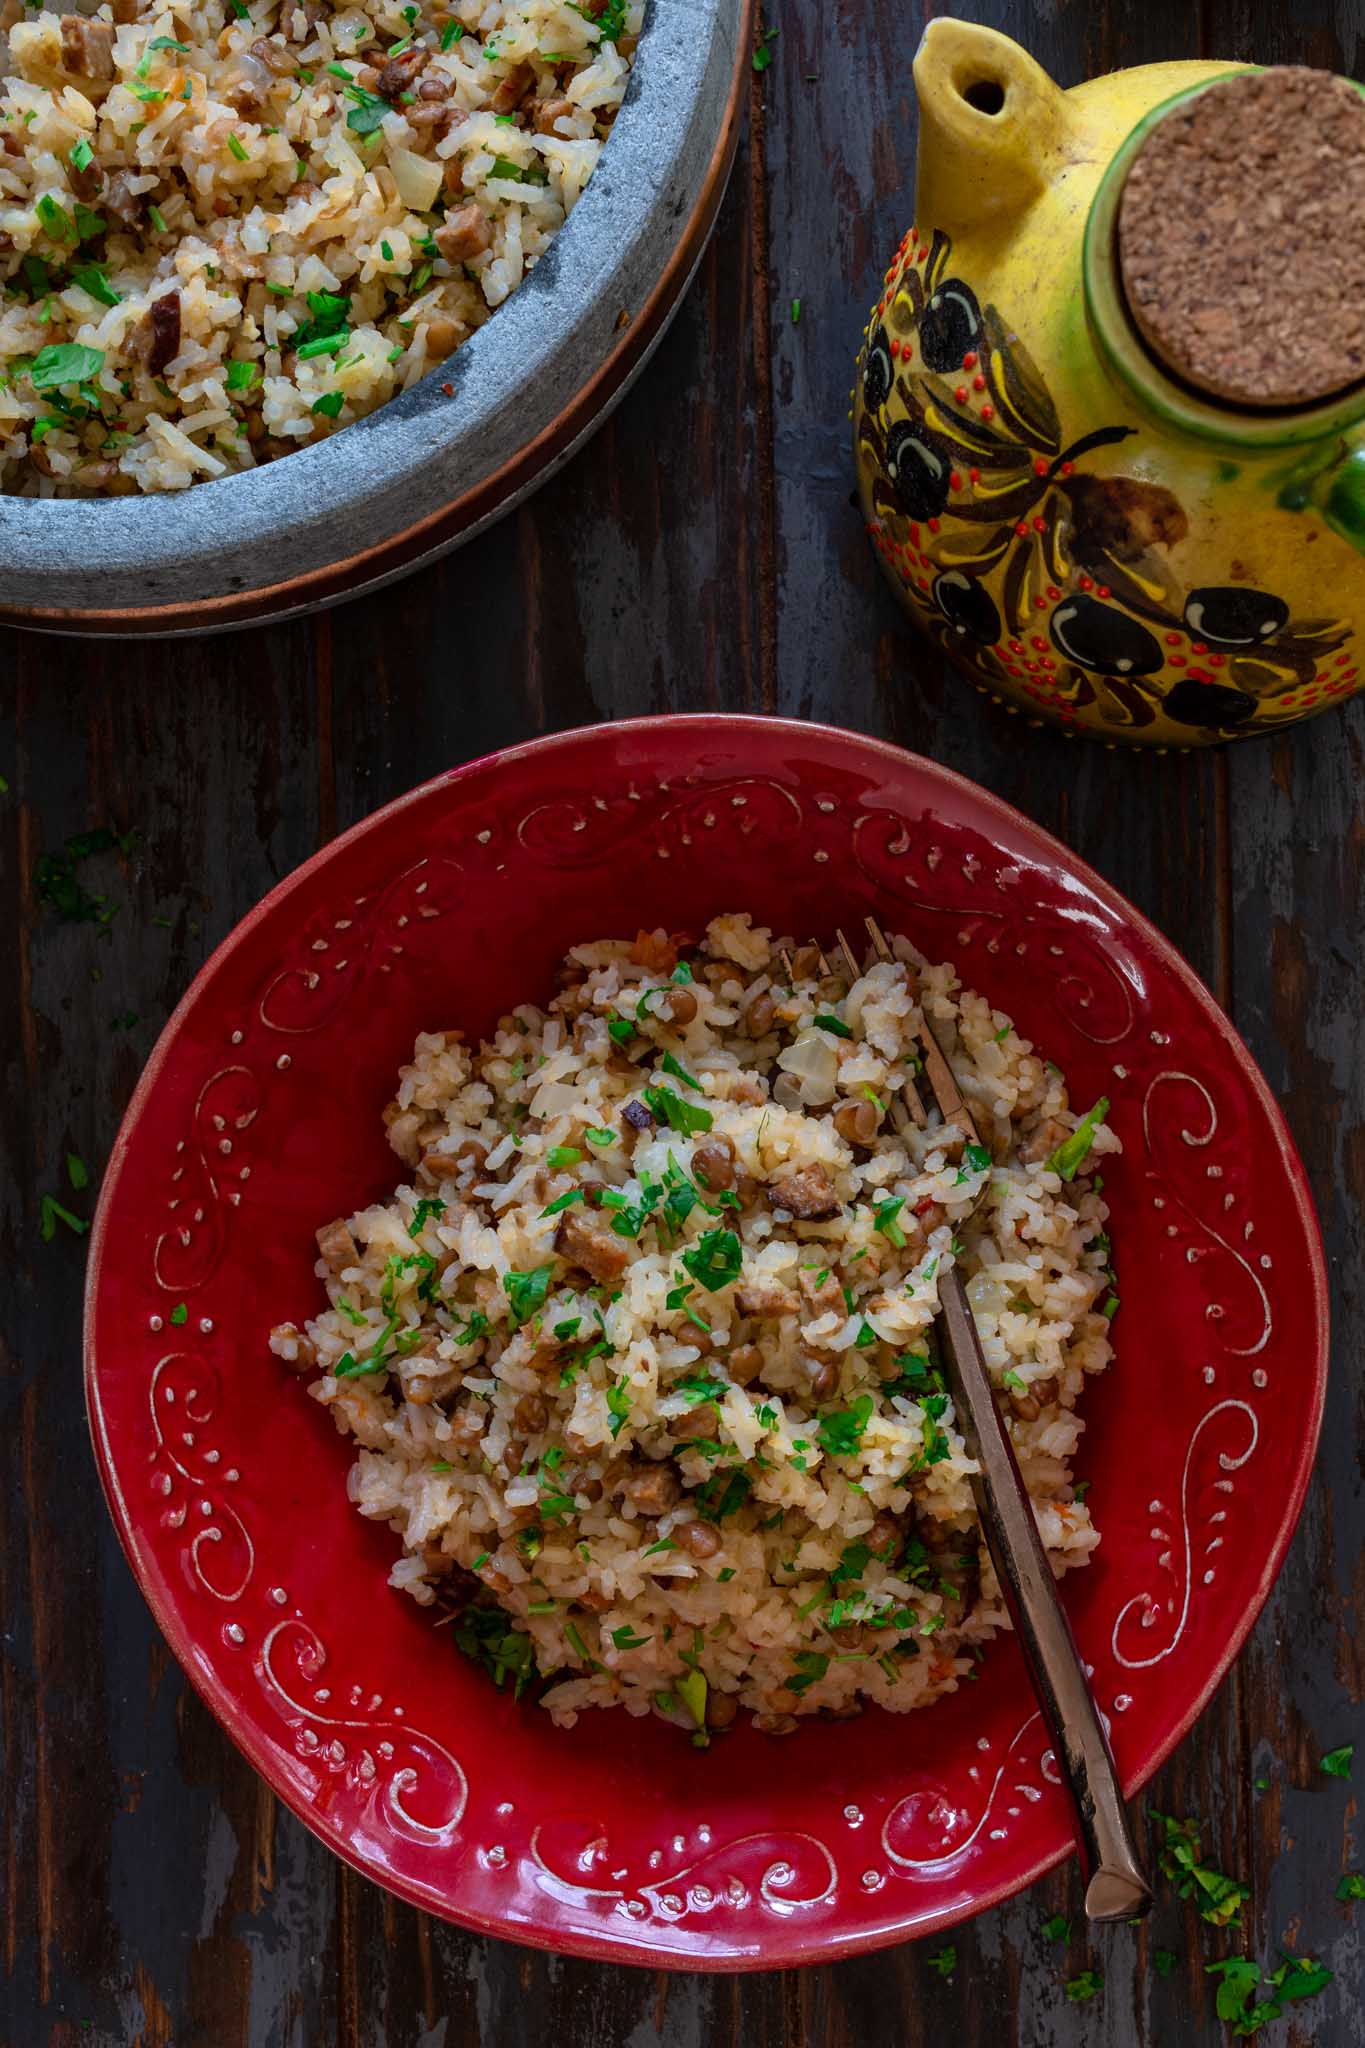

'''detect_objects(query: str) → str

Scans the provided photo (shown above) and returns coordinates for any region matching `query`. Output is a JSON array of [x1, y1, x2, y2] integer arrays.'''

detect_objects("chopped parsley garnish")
[[72, 261, 121, 307], [671, 1374, 728, 1407], [642, 1083, 712, 1135], [1148, 1810, 1249, 1927], [787, 1649, 829, 1694], [605, 1377, 632, 1438], [36, 194, 76, 243], [813, 1011, 851, 1038], [752, 22, 778, 70], [451, 1603, 538, 1698], [925, 1946, 956, 1978], [661, 1050, 701, 1090], [1044, 1098, 1109, 1180], [1063, 1972, 1103, 2004], [1041, 1913, 1070, 1943], [29, 342, 104, 390], [873, 1196, 906, 1247], [610, 1625, 652, 1651], [344, 83, 390, 136], [540, 1187, 584, 1217], [333, 1315, 400, 1377], [563, 1618, 601, 1669], [311, 391, 344, 418], [694, 1468, 751, 1523], [66, 1151, 88, 1191], [1320, 1744, 1354, 1778], [488, 154, 548, 185], [962, 1140, 992, 1174], [169, 1301, 188, 1326], [641, 1536, 676, 1558], [69, 137, 94, 172], [552, 1316, 581, 1340], [607, 1017, 634, 1046], [679, 1226, 741, 1291], [1336, 1872, 1365, 1901], [884, 1351, 933, 1398], [1153, 1948, 1177, 1977], [816, 1393, 874, 1458], [504, 1263, 555, 1326], [409, 1196, 445, 1234]]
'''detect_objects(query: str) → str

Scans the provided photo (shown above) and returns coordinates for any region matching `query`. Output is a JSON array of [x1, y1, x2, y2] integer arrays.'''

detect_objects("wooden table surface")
[[5, 1, 1364, 2041]]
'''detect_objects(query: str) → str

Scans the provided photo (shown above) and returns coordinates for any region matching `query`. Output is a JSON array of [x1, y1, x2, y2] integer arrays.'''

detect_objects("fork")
[[786, 917, 1153, 1923]]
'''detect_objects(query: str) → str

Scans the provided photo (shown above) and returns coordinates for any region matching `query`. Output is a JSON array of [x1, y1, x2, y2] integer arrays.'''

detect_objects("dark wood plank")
[[2, 0, 1364, 2038]]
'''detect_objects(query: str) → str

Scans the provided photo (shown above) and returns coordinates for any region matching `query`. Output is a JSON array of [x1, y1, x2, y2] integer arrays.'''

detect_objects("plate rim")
[[83, 713, 1330, 1968]]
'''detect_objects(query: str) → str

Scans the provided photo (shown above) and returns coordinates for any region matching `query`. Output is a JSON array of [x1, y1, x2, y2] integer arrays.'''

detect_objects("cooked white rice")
[[0, 0, 636, 493], [272, 915, 1120, 1741]]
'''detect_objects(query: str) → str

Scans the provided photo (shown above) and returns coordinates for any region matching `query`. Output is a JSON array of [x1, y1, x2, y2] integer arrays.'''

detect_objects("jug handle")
[[913, 20, 1074, 235]]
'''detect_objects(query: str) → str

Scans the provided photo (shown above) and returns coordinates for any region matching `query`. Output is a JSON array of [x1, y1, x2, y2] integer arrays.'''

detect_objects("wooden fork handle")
[[938, 1266, 1154, 1922]]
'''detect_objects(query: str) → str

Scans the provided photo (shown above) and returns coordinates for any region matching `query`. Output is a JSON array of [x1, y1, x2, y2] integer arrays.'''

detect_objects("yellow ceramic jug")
[[853, 23, 1365, 746]]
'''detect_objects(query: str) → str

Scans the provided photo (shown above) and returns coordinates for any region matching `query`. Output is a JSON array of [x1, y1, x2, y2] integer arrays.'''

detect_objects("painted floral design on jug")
[[854, 23, 1365, 747]]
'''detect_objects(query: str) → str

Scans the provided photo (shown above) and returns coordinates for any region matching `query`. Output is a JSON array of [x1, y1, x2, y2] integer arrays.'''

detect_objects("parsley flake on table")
[[1320, 1743, 1354, 1778], [1148, 1810, 1249, 1927], [752, 22, 777, 69], [1153, 1948, 1178, 1978], [925, 1945, 956, 1978], [1207, 1953, 1333, 2035], [1336, 1872, 1365, 1902], [1041, 1913, 1070, 1943], [1063, 1971, 1103, 2003], [39, 1193, 88, 1242]]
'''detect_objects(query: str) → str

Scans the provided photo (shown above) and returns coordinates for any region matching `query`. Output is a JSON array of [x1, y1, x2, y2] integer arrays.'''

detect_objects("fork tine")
[[833, 928, 862, 982], [865, 915, 975, 1146]]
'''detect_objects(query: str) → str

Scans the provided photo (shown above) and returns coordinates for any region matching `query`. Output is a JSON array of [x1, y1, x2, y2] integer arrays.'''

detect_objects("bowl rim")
[[2, 0, 746, 629], [83, 714, 1330, 1967]]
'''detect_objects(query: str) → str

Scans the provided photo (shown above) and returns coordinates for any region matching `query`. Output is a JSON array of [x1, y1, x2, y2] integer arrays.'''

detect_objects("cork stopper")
[[1117, 67, 1365, 408]]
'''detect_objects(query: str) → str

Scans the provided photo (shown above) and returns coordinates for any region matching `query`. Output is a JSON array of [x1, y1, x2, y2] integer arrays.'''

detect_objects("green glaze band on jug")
[[852, 22, 1365, 747]]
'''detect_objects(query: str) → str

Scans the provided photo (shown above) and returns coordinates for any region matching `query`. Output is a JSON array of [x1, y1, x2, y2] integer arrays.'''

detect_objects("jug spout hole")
[[959, 75, 1006, 116]]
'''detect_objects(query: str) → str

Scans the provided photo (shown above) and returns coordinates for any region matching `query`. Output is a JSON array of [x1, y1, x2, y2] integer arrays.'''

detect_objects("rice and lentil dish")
[[272, 915, 1119, 1740], [0, 0, 636, 493]]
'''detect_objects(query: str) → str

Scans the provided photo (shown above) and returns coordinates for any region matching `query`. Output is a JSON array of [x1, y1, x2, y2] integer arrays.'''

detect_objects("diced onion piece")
[[775, 1028, 839, 1106], [965, 1271, 1011, 1318], [529, 1080, 581, 1121], [390, 146, 443, 212]]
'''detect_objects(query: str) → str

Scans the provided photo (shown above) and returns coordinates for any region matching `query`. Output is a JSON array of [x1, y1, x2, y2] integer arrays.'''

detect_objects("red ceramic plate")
[[85, 716, 1328, 1969]]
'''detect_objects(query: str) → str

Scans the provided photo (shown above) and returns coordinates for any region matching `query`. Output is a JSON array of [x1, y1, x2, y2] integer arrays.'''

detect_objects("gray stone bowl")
[[0, 0, 747, 636]]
